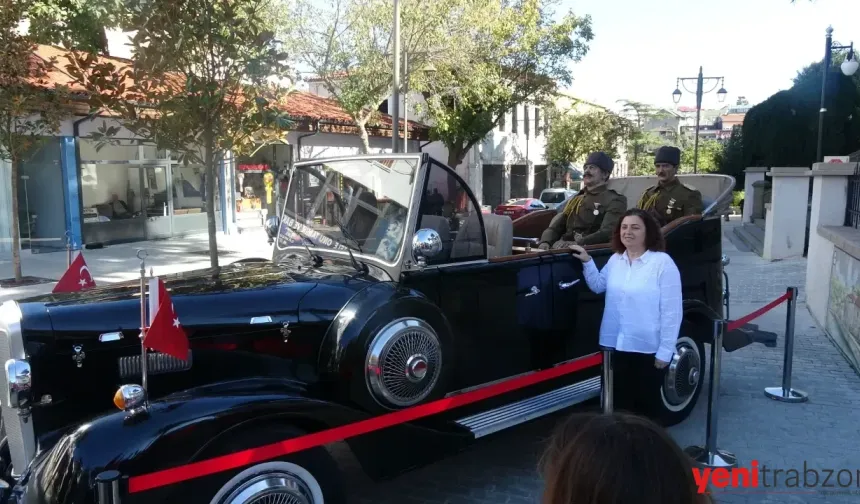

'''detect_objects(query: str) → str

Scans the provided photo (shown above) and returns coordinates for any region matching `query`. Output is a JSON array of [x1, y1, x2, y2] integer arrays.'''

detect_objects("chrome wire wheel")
[[660, 336, 702, 413], [212, 462, 324, 504], [366, 318, 442, 408]]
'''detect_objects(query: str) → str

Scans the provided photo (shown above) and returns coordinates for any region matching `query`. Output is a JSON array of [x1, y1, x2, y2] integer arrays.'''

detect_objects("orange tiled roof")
[[30, 45, 429, 138]]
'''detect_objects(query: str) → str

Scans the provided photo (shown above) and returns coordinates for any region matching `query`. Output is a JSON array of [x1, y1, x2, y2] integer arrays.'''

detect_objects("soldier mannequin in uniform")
[[537, 152, 627, 250], [636, 146, 704, 226]]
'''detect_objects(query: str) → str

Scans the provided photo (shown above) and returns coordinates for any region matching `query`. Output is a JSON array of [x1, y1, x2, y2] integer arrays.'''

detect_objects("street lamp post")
[[672, 67, 727, 174], [816, 26, 858, 163]]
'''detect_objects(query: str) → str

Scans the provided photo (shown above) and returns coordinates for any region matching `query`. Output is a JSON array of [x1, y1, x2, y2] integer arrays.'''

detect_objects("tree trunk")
[[446, 146, 469, 203], [357, 122, 371, 154], [10, 154, 22, 281], [203, 129, 219, 269]]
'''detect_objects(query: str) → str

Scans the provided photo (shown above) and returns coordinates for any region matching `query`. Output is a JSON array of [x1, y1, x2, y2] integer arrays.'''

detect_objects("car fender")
[[317, 283, 456, 406], [19, 377, 374, 504]]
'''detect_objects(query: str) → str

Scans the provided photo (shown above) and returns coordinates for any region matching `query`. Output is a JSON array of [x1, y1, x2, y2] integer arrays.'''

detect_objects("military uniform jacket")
[[539, 184, 627, 247], [636, 177, 704, 226]]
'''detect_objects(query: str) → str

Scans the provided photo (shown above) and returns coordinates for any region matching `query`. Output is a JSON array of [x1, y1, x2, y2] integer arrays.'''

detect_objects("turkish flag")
[[143, 278, 189, 361], [52, 252, 96, 293]]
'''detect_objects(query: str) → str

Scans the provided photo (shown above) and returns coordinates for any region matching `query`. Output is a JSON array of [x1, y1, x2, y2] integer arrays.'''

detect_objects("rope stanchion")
[[764, 287, 808, 403], [684, 319, 738, 470], [601, 348, 613, 414]]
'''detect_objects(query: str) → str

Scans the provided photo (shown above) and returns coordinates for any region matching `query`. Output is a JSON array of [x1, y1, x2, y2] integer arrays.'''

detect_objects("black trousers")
[[610, 350, 668, 420]]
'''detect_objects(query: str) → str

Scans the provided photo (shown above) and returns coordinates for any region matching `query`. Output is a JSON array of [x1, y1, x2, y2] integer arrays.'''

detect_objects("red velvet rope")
[[726, 291, 792, 332], [127, 352, 603, 493]]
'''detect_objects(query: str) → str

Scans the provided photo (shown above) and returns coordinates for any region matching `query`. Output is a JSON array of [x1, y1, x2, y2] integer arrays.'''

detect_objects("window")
[[524, 106, 530, 137], [535, 107, 541, 135], [416, 160, 486, 265], [512, 105, 518, 134], [499, 113, 506, 132]]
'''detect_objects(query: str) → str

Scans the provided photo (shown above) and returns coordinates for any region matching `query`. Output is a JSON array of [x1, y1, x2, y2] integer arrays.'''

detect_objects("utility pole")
[[391, 0, 401, 153]]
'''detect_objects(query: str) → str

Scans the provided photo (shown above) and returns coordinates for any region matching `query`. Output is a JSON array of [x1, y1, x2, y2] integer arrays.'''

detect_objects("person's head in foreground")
[[611, 208, 665, 255], [540, 411, 708, 504]]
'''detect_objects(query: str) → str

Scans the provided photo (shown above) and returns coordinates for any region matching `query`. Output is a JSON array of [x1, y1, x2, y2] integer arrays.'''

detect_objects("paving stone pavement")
[[344, 221, 860, 504]]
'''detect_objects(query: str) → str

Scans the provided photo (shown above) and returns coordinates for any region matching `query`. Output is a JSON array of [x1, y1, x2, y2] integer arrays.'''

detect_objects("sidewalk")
[[669, 219, 860, 503], [0, 229, 274, 304], [345, 219, 860, 504]]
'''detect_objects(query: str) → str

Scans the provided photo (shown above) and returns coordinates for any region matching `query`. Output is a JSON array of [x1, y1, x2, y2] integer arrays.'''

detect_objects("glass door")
[[142, 164, 172, 239], [80, 164, 147, 245]]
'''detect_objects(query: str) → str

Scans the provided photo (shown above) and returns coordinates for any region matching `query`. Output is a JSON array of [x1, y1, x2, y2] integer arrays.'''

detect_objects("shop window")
[[172, 164, 207, 215]]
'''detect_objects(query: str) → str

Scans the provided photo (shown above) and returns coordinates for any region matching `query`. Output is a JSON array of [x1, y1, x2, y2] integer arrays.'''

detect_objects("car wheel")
[[655, 336, 705, 427], [208, 427, 345, 504]]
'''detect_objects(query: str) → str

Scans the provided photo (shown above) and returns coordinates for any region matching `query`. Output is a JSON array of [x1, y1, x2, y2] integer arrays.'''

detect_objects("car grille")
[[0, 301, 36, 477]]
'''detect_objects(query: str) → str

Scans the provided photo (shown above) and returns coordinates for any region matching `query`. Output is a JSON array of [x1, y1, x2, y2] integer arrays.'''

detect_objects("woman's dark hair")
[[540, 412, 709, 504], [610, 208, 665, 254]]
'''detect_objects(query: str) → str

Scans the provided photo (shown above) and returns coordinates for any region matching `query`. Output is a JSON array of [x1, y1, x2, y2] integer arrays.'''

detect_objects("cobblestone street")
[[344, 219, 860, 504]]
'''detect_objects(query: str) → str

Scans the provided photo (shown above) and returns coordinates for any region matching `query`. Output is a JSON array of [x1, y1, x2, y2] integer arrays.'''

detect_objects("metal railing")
[[847, 163, 860, 229]]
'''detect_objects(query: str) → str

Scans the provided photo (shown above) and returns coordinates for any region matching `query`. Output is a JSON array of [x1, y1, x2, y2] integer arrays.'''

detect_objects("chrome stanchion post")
[[684, 319, 738, 469], [95, 470, 122, 504], [764, 286, 808, 403], [137, 250, 150, 406], [601, 348, 613, 414]]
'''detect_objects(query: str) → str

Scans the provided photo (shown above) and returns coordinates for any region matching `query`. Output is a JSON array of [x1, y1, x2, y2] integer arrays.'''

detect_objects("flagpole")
[[137, 250, 150, 405]]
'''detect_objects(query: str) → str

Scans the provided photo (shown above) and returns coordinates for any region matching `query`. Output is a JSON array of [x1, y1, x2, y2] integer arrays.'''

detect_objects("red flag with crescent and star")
[[52, 252, 96, 293], [143, 278, 189, 361]]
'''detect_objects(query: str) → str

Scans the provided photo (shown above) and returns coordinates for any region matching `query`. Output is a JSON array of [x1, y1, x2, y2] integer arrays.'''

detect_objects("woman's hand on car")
[[654, 358, 669, 369], [569, 244, 591, 262]]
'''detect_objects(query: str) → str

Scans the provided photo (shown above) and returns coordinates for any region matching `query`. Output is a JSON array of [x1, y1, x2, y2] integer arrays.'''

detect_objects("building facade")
[[0, 46, 428, 257]]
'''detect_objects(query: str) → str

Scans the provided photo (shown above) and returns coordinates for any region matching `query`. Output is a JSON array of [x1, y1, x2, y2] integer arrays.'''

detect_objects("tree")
[[65, 0, 294, 269], [0, 0, 69, 282], [739, 48, 860, 168], [545, 108, 632, 166], [718, 126, 745, 186], [24, 0, 126, 53], [681, 138, 723, 173], [419, 0, 594, 168], [290, 0, 462, 153], [616, 99, 673, 174]]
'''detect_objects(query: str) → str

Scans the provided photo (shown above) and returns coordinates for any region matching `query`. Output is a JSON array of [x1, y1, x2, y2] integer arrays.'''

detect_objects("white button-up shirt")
[[582, 250, 682, 362]]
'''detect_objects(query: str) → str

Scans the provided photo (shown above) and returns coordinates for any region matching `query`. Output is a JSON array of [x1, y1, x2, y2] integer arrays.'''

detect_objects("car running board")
[[454, 376, 601, 438]]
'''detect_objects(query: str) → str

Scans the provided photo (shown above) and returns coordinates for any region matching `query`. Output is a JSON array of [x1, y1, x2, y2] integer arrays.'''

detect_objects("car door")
[[399, 159, 550, 392], [549, 248, 613, 362]]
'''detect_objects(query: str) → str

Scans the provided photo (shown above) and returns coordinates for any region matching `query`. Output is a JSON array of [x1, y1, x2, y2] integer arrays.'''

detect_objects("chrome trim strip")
[[0, 301, 36, 477], [455, 376, 601, 438], [250, 316, 273, 324]]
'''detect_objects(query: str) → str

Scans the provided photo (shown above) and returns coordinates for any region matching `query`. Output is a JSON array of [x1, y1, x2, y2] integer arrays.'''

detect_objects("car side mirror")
[[721, 254, 730, 266], [412, 228, 442, 267], [265, 216, 279, 244]]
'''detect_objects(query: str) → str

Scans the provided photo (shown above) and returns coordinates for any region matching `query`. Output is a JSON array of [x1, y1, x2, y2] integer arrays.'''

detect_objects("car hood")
[[15, 259, 381, 342]]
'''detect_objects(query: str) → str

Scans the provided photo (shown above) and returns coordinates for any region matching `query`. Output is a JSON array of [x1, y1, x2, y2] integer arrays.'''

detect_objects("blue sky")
[[561, 0, 860, 111]]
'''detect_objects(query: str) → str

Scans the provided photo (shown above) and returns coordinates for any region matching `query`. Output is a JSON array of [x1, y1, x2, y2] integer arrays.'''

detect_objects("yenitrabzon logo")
[[693, 461, 860, 495]]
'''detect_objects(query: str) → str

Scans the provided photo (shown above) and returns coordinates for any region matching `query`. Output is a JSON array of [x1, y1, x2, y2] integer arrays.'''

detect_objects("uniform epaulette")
[[681, 183, 699, 192]]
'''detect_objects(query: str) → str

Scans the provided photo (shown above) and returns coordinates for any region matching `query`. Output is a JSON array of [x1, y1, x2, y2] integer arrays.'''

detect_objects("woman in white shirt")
[[569, 208, 682, 421]]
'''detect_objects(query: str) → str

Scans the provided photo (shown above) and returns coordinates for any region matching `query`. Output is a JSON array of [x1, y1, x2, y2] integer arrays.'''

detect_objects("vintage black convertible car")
[[0, 154, 741, 504]]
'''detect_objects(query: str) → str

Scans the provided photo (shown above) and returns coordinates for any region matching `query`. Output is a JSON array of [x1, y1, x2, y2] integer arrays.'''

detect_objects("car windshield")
[[277, 158, 418, 264], [540, 191, 568, 204], [509, 199, 530, 206]]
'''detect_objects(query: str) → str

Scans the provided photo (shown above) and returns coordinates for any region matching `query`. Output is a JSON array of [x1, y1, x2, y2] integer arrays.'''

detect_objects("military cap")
[[654, 146, 681, 166], [585, 151, 614, 173]]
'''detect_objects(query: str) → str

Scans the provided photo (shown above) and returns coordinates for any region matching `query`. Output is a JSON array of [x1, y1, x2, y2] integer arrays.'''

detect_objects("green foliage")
[[681, 139, 723, 174], [739, 48, 860, 169], [717, 126, 745, 186], [419, 0, 594, 167], [24, 0, 127, 52], [616, 99, 673, 175], [545, 108, 633, 166], [290, 0, 463, 152], [0, 0, 70, 280], [65, 0, 295, 268]]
